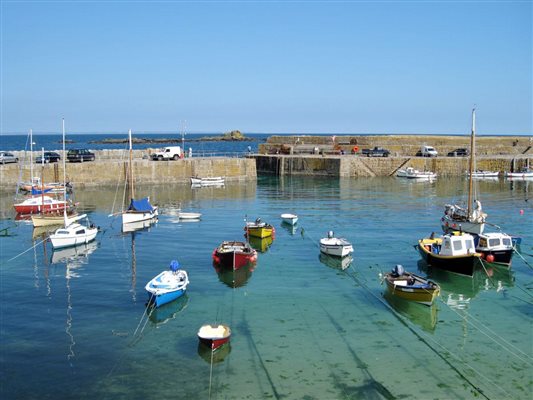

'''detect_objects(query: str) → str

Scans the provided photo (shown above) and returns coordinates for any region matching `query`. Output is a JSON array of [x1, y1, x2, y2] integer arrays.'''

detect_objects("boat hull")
[[246, 225, 275, 238], [50, 227, 98, 249], [417, 242, 480, 276], [122, 207, 158, 225], [281, 214, 298, 225], [441, 215, 484, 235], [190, 177, 225, 186], [14, 201, 68, 215], [212, 242, 257, 270], [149, 288, 186, 308], [197, 324, 231, 350], [384, 273, 440, 306], [145, 270, 189, 308], [32, 212, 79, 227], [479, 250, 514, 267]]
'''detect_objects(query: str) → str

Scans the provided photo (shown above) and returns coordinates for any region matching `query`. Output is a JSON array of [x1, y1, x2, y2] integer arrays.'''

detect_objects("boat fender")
[[170, 260, 180, 272], [425, 245, 431, 252], [486, 254, 495, 263]]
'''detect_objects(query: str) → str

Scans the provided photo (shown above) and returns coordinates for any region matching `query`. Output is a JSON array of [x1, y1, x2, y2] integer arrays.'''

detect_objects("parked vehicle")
[[67, 149, 95, 162], [447, 148, 469, 157], [416, 146, 438, 157], [36, 151, 61, 163], [361, 147, 390, 157], [0, 151, 18, 164], [151, 146, 182, 161]]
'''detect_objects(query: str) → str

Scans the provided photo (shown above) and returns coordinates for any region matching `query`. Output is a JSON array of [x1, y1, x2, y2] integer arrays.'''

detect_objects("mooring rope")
[[5, 237, 48, 263]]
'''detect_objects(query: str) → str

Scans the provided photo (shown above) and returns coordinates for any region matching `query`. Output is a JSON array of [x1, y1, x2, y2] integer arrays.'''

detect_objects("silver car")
[[0, 151, 18, 164]]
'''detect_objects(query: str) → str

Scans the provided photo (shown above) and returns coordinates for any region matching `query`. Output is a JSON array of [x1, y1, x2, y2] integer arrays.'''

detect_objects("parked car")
[[0, 151, 18, 164], [35, 151, 61, 163], [361, 147, 391, 157], [447, 148, 469, 157], [416, 146, 438, 157], [67, 149, 95, 162], [151, 146, 182, 161]]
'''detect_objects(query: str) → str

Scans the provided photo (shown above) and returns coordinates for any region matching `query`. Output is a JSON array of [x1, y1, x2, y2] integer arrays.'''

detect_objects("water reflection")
[[319, 253, 353, 270], [213, 263, 255, 288], [382, 291, 438, 333], [281, 221, 298, 235], [51, 241, 99, 265], [248, 235, 273, 253], [197, 342, 231, 364], [149, 295, 189, 325]]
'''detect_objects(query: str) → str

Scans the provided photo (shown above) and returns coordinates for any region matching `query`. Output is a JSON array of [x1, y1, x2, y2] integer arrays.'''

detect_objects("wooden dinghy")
[[383, 265, 440, 306]]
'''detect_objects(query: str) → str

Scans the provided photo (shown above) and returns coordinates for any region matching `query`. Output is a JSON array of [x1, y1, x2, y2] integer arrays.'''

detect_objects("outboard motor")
[[327, 231, 334, 239], [392, 264, 404, 277], [170, 260, 180, 272]]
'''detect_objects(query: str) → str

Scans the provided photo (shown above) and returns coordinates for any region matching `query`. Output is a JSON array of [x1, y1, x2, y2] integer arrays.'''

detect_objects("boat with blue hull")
[[145, 260, 190, 308]]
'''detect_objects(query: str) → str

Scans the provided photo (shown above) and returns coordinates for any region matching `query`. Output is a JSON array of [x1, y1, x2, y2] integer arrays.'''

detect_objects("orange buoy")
[[486, 254, 495, 263], [353, 146, 359, 153]]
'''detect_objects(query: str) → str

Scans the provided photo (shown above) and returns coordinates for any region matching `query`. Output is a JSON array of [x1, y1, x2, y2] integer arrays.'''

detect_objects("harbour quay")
[[255, 135, 532, 177], [0, 150, 256, 188]]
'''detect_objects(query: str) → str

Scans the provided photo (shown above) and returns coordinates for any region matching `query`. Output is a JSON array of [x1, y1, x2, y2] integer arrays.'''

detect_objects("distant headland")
[[87, 130, 261, 145]]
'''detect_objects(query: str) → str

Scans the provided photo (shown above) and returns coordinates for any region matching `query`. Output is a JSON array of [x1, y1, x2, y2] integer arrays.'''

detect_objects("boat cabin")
[[476, 232, 513, 251], [437, 233, 477, 257]]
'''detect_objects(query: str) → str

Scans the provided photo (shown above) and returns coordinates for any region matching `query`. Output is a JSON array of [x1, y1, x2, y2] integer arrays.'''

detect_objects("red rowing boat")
[[197, 324, 231, 350], [212, 241, 257, 270]]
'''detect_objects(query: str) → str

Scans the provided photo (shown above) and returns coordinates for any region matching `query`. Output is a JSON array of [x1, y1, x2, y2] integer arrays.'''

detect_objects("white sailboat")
[[50, 119, 98, 249], [441, 108, 486, 235], [121, 129, 158, 228]]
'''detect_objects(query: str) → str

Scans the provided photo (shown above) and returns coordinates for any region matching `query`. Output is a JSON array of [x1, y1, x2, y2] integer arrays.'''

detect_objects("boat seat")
[[393, 280, 408, 286]]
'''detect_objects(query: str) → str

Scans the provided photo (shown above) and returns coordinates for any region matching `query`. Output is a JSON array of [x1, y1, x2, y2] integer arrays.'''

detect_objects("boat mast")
[[128, 129, 135, 200], [30, 129, 34, 183], [467, 108, 476, 219], [62, 119, 68, 226]]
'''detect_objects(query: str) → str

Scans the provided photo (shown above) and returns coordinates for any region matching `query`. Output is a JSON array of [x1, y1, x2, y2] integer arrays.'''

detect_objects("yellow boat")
[[245, 218, 275, 239], [383, 265, 440, 306]]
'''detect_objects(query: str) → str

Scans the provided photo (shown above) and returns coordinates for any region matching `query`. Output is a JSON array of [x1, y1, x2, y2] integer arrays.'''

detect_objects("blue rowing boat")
[[145, 260, 190, 307]]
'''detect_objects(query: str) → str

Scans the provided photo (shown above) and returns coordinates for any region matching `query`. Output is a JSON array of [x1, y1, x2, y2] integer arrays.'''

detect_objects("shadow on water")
[[213, 262, 255, 289]]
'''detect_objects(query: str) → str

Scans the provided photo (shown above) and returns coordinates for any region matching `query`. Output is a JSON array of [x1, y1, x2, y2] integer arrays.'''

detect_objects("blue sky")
[[1, 0, 531, 135]]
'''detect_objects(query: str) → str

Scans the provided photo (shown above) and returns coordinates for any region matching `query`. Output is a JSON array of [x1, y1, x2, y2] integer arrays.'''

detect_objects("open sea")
[[1, 175, 532, 399]]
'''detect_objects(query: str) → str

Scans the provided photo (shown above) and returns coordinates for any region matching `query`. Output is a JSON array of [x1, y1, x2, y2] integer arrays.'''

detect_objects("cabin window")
[[465, 239, 474, 250], [453, 241, 463, 251], [75, 229, 85, 234], [58, 230, 68, 234], [489, 238, 500, 247], [502, 238, 511, 246], [479, 238, 487, 247]]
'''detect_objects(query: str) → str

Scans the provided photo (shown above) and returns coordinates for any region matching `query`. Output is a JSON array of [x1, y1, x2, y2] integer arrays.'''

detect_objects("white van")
[[151, 146, 182, 161], [417, 145, 438, 157]]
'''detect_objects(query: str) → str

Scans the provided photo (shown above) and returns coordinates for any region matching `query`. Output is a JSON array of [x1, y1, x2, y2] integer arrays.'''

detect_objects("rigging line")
[[109, 143, 128, 216], [347, 271, 501, 400], [435, 294, 533, 366], [5, 237, 48, 263]]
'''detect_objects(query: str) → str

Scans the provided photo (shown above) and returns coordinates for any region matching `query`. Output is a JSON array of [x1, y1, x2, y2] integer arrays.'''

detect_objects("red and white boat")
[[14, 195, 69, 214], [212, 241, 257, 270], [197, 324, 231, 350]]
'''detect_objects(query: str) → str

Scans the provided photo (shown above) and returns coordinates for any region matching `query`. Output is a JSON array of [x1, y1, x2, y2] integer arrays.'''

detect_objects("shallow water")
[[1, 176, 532, 399]]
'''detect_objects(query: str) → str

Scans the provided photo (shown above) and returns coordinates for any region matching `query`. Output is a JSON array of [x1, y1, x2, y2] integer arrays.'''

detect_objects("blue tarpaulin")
[[128, 197, 154, 212], [31, 187, 52, 195]]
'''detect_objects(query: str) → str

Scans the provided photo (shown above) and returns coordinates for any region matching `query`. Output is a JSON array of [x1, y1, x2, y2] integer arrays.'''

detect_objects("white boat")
[[441, 108, 486, 235], [319, 231, 353, 258], [122, 130, 158, 227], [178, 211, 202, 220], [396, 167, 436, 180], [190, 176, 225, 186], [50, 120, 98, 250], [468, 170, 500, 178], [280, 213, 298, 225], [505, 167, 533, 179]]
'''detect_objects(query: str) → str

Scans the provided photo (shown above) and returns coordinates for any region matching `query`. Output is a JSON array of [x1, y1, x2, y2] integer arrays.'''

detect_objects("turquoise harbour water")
[[1, 176, 532, 399]]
